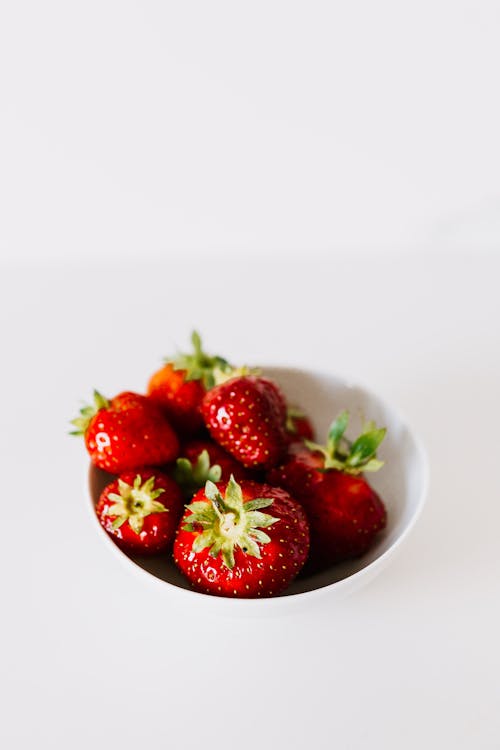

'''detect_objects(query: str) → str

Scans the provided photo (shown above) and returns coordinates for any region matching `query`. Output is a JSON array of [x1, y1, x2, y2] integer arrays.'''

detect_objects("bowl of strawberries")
[[73, 332, 429, 605]]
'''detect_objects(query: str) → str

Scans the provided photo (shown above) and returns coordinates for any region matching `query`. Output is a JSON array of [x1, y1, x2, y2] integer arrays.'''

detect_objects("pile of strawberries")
[[71, 333, 388, 598]]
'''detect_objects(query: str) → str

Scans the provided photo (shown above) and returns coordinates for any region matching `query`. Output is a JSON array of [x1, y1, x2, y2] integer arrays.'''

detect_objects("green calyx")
[[168, 331, 259, 389], [182, 475, 278, 569], [174, 449, 222, 498], [305, 410, 386, 475], [167, 331, 233, 390], [70, 390, 109, 436], [105, 474, 167, 535], [211, 364, 261, 386]]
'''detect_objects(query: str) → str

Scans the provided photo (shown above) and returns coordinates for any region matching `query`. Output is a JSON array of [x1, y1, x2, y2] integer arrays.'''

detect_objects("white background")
[[1, 3, 500, 749], [1, 0, 500, 262]]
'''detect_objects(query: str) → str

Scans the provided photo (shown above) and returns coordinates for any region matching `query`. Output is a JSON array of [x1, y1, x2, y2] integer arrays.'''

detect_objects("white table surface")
[[1, 253, 499, 749], [2, 2, 500, 264]]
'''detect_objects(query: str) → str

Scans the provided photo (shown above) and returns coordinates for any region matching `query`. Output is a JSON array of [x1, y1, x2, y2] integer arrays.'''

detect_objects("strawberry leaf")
[[174, 450, 222, 497], [245, 511, 278, 529], [182, 477, 277, 569], [346, 428, 387, 468], [192, 530, 215, 553], [167, 331, 233, 390], [249, 528, 272, 545], [243, 497, 275, 512], [69, 390, 109, 436], [223, 475, 245, 514], [240, 535, 261, 558], [359, 458, 385, 472], [307, 412, 387, 475], [204, 481, 220, 503], [104, 474, 167, 536], [328, 410, 349, 447]]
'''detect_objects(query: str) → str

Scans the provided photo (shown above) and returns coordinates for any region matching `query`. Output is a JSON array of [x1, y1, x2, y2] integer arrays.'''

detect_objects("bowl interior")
[[88, 367, 427, 596]]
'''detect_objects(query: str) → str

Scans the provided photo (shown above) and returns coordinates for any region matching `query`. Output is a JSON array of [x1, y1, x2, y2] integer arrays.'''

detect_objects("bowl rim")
[[86, 365, 430, 609]]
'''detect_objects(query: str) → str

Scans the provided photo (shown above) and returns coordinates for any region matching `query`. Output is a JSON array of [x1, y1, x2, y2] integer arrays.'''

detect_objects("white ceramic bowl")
[[88, 367, 429, 611]]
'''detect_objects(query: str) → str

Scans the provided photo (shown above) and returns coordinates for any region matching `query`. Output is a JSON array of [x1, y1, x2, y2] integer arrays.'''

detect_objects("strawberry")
[[147, 331, 234, 435], [96, 469, 183, 554], [285, 406, 315, 442], [201, 375, 288, 469], [173, 476, 310, 597], [173, 439, 252, 497], [267, 411, 387, 568], [71, 390, 179, 473]]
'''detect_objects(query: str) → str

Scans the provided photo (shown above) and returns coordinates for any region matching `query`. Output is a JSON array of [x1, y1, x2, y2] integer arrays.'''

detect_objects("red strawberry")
[[71, 390, 179, 473], [174, 439, 252, 497], [285, 406, 315, 442], [173, 476, 310, 597], [201, 376, 288, 469], [268, 411, 387, 568], [147, 331, 234, 435], [96, 469, 183, 554], [260, 377, 287, 422]]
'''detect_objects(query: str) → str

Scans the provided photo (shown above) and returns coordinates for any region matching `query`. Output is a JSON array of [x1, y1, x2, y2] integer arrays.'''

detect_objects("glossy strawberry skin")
[[96, 469, 183, 555], [201, 376, 288, 470], [268, 443, 387, 567], [260, 377, 287, 422], [173, 481, 310, 598], [147, 364, 205, 435], [85, 391, 179, 473], [110, 391, 152, 410], [182, 439, 254, 483]]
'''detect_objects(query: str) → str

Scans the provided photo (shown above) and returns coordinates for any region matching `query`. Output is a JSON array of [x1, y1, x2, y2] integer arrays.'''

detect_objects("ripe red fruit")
[[71, 390, 179, 473], [268, 411, 387, 568], [96, 469, 183, 554], [173, 476, 310, 597], [285, 406, 315, 442], [201, 376, 288, 469], [147, 331, 233, 435], [174, 439, 252, 497]]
